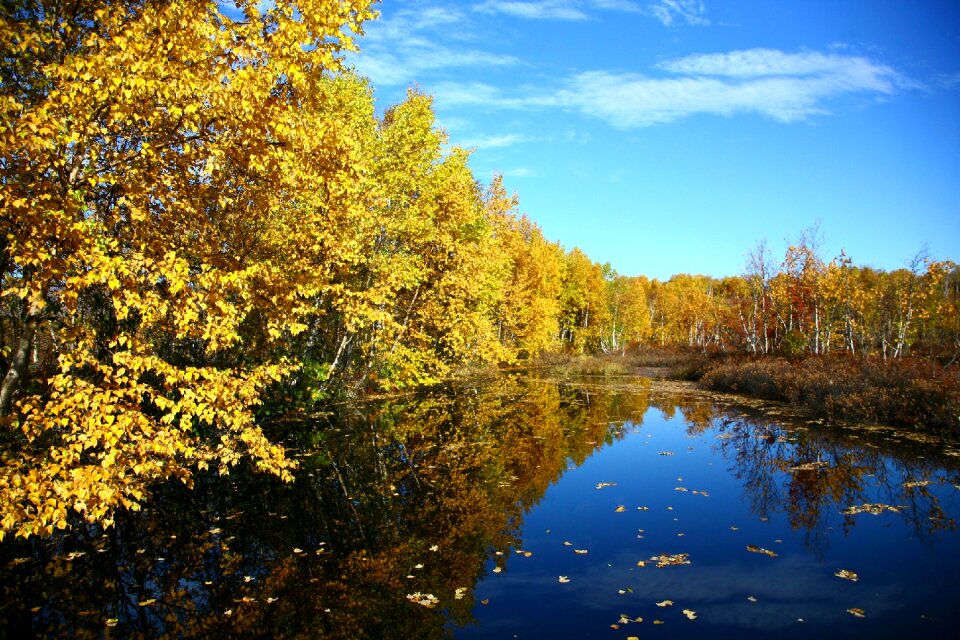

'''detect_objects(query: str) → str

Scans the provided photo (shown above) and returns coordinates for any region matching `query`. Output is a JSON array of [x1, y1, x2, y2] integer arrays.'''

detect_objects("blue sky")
[[350, 0, 960, 280]]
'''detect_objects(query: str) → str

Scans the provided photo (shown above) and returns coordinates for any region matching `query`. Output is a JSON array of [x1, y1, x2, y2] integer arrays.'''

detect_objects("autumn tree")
[[0, 0, 377, 538]]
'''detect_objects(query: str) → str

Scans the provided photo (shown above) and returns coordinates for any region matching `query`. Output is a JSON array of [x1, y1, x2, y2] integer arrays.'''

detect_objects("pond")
[[2, 374, 959, 639]]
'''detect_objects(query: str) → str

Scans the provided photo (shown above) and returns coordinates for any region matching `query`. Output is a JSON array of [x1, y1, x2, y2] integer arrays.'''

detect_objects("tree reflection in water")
[[1, 375, 957, 638]]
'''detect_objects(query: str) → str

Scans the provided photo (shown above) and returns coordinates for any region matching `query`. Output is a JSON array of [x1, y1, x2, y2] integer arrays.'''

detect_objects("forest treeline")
[[1, 1, 957, 539]]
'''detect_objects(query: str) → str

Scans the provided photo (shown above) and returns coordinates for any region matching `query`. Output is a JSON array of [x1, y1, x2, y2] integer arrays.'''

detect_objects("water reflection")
[[1, 375, 958, 639]]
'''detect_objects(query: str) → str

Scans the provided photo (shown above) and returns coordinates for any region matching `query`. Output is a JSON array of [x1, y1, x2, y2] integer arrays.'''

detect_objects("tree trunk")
[[0, 298, 44, 418]]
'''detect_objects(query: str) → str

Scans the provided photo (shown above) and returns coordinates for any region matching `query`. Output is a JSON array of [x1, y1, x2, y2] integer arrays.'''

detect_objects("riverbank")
[[700, 355, 960, 435], [526, 349, 960, 437]]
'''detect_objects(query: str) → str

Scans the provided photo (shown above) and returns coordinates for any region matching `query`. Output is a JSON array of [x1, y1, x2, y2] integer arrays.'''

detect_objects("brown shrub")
[[701, 355, 960, 435]]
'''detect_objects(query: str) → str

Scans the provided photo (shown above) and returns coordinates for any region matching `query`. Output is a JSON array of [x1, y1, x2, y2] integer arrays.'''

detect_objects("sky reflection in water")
[[1, 376, 958, 639]]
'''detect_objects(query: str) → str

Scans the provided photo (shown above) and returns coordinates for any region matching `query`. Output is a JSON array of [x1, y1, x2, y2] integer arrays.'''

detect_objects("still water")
[[2, 374, 959, 639]]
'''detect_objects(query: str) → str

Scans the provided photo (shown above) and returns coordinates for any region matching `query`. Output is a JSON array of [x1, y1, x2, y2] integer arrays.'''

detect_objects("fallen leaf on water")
[[636, 560, 647, 567], [610, 624, 620, 630], [574, 549, 588, 555], [243, 576, 254, 583], [903, 480, 931, 488], [730, 526, 739, 531], [563, 541, 573, 546], [615, 505, 626, 513], [455, 588, 467, 600], [266, 597, 279, 603], [650, 553, 690, 568], [224, 609, 232, 616], [492, 566, 502, 573], [523, 551, 533, 557], [618, 615, 631, 624], [658, 451, 675, 456], [656, 600, 673, 607], [105, 619, 118, 627], [842, 503, 902, 516], [414, 563, 424, 569], [653, 619, 664, 625], [138, 599, 156, 607], [596, 482, 617, 489], [835, 569, 859, 582], [789, 461, 827, 472], [847, 608, 866, 618], [746, 545, 778, 558], [558, 576, 571, 583], [683, 609, 697, 620], [675, 487, 689, 492], [637, 506, 649, 511], [293, 548, 303, 554], [429, 545, 439, 552], [406, 592, 439, 608]]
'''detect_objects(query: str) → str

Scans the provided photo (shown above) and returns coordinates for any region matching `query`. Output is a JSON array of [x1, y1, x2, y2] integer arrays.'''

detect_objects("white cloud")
[[352, 5, 519, 87], [935, 71, 960, 89], [458, 133, 532, 149], [474, 0, 589, 20], [433, 49, 912, 128], [645, 0, 708, 26], [473, 0, 646, 21]]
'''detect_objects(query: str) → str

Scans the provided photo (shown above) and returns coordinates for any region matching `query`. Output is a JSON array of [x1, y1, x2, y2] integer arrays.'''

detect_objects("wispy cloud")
[[433, 49, 912, 128], [935, 71, 960, 89], [474, 0, 589, 21], [352, 5, 518, 86], [474, 0, 646, 21], [458, 133, 532, 149], [645, 0, 708, 26]]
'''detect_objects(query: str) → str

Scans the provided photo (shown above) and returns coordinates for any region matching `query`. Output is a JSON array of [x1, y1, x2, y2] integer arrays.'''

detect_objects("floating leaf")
[[746, 545, 778, 558], [615, 505, 626, 513], [747, 596, 757, 602], [492, 566, 502, 573], [835, 569, 859, 582], [658, 451, 675, 456], [138, 599, 156, 607], [843, 503, 902, 516], [650, 553, 690, 568], [789, 461, 827, 472], [481, 599, 490, 605], [682, 609, 697, 620], [596, 482, 617, 489], [656, 600, 673, 607], [847, 607, 866, 618], [574, 549, 588, 555], [105, 619, 118, 627], [558, 575, 571, 583], [455, 588, 467, 600], [406, 592, 439, 608]]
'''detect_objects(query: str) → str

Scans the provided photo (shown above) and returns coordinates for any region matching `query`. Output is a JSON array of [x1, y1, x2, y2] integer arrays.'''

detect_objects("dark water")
[[2, 374, 959, 639]]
